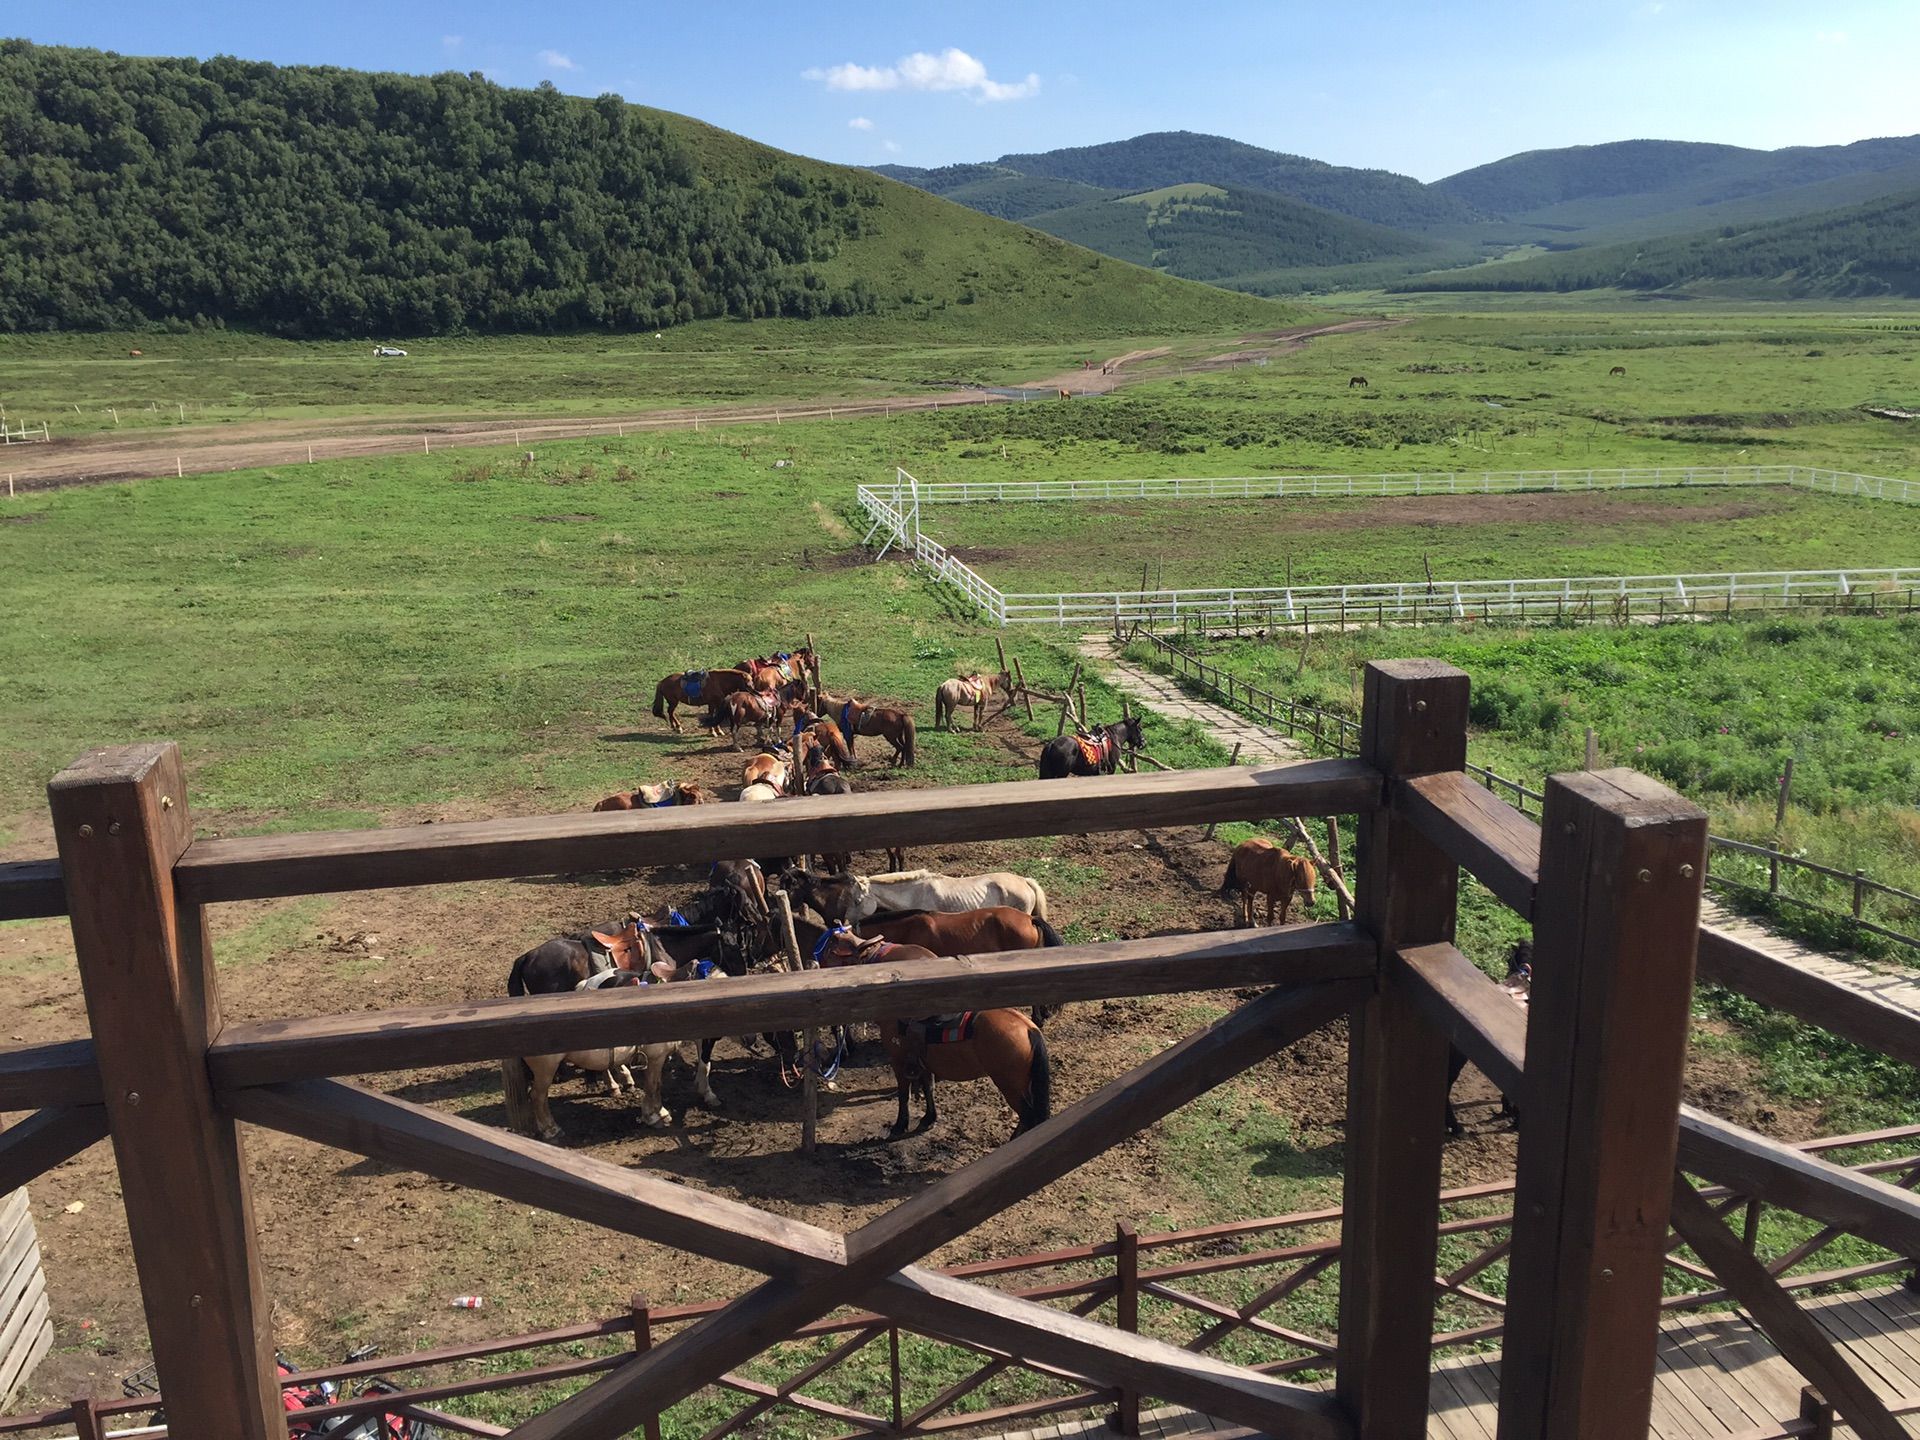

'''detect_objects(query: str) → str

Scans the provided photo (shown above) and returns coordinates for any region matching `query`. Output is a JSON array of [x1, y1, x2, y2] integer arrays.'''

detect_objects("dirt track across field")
[[1, 320, 1401, 493]]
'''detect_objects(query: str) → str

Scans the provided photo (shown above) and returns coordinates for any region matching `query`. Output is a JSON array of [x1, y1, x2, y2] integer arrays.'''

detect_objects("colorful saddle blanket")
[[911, 1012, 976, 1046], [683, 670, 707, 702], [1075, 734, 1107, 770]]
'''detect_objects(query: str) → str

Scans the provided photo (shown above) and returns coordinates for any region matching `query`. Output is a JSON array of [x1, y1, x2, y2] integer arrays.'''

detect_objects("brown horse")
[[738, 647, 821, 693], [934, 671, 1013, 730], [591, 780, 707, 811], [1609, 365, 1627, 377], [1220, 838, 1318, 926], [715, 689, 788, 750], [818, 691, 917, 766], [740, 752, 788, 798], [1348, 375, 1368, 388], [786, 705, 854, 768], [798, 919, 1051, 1139], [653, 668, 754, 732]]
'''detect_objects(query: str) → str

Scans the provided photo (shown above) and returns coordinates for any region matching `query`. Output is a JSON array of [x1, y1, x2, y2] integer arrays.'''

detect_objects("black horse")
[[1037, 716, 1143, 779], [1445, 940, 1533, 1136]]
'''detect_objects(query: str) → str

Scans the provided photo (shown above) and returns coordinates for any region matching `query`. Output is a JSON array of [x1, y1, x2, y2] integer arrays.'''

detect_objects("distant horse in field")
[[787, 868, 1049, 926], [1609, 365, 1627, 377], [819, 691, 917, 766], [797, 918, 1051, 1139], [592, 780, 707, 811], [934, 671, 1013, 730], [1348, 375, 1368, 388], [1037, 717, 1142, 779], [653, 668, 754, 732], [1058, 389, 1071, 401], [1220, 837, 1318, 926], [1447, 941, 1533, 1136]]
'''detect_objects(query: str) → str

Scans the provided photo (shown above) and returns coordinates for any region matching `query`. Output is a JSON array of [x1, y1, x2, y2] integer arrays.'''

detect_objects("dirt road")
[[0, 319, 1402, 493]]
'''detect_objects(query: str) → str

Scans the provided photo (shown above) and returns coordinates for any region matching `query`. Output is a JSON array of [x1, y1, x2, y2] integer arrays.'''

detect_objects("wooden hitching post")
[[772, 891, 816, 1153]]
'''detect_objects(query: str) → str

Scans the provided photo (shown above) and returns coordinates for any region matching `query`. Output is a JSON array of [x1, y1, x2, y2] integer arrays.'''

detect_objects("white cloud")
[[848, 116, 875, 131], [537, 49, 579, 72], [883, 139, 903, 153], [804, 48, 1039, 103]]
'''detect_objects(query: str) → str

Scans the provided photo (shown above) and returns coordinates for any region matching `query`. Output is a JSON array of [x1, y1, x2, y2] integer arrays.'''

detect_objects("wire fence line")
[[1136, 632, 1920, 953], [861, 465, 1920, 629]]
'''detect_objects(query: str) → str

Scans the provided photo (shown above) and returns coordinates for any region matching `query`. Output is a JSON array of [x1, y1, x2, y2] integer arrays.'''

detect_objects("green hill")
[[0, 42, 1284, 339], [1028, 184, 1444, 284], [1392, 188, 1920, 297], [940, 174, 1118, 221], [1435, 135, 1920, 240]]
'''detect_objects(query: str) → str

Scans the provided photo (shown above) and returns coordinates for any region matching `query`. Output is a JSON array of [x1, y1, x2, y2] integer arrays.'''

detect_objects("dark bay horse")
[[818, 690, 917, 766], [797, 919, 1051, 1139], [1037, 717, 1142, 778], [653, 668, 754, 732]]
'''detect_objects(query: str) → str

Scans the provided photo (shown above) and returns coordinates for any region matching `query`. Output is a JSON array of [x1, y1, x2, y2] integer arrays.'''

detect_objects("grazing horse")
[[785, 868, 1049, 925], [1037, 716, 1143, 779], [1348, 375, 1368, 388], [1220, 838, 1318, 926], [592, 780, 706, 811], [653, 668, 753, 732], [798, 920, 1050, 1139], [934, 672, 1013, 731], [1447, 942, 1533, 1136], [1609, 365, 1627, 377], [818, 691, 917, 767]]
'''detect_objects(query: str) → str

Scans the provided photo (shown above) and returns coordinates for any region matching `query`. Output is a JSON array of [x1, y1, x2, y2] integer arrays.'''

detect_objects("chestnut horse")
[[592, 780, 706, 811], [798, 919, 1051, 1139], [934, 671, 1013, 731], [1220, 838, 1318, 926], [818, 690, 917, 766], [714, 689, 789, 751], [786, 705, 854, 768], [653, 668, 753, 732], [738, 647, 821, 692]]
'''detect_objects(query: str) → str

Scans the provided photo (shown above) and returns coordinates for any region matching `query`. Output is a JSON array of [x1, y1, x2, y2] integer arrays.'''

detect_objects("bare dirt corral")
[[0, 718, 1805, 1410]]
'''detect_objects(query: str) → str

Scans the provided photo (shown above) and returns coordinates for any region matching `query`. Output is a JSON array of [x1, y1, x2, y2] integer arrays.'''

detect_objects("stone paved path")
[[1076, 634, 1305, 764]]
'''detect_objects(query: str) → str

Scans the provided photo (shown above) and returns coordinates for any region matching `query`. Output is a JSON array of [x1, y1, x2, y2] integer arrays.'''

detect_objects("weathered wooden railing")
[[4, 660, 1920, 1439]]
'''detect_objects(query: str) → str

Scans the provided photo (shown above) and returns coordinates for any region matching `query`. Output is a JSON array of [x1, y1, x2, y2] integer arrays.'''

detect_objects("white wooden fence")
[[858, 465, 1920, 627], [0, 1189, 51, 1405]]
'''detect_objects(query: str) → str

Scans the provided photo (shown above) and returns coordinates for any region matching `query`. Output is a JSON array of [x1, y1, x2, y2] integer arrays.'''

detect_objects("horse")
[[787, 705, 854, 768], [1348, 375, 1368, 388], [818, 691, 917, 767], [653, 668, 754, 732], [502, 923, 739, 1139], [1057, 388, 1071, 401], [741, 753, 788, 794], [713, 689, 788, 751], [591, 780, 706, 811], [797, 919, 1050, 1139], [1446, 942, 1533, 1136], [739, 647, 821, 693], [934, 672, 1013, 731], [1220, 838, 1318, 926], [784, 868, 1048, 926], [1609, 365, 1627, 377], [1037, 717, 1143, 779]]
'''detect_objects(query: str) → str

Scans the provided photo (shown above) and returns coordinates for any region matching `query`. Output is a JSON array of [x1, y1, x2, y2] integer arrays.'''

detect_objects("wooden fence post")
[[631, 1296, 663, 1440], [1337, 661, 1468, 1439], [1495, 769, 1707, 1440], [47, 745, 281, 1439], [1113, 1220, 1141, 1436]]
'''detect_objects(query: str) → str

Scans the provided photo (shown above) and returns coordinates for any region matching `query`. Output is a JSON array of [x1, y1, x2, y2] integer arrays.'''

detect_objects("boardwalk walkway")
[[992, 1286, 1920, 1440], [1702, 898, 1920, 1028], [1076, 634, 1304, 764]]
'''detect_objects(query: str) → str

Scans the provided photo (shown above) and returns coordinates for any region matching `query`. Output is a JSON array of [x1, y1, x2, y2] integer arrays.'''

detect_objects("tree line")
[[0, 42, 885, 335]]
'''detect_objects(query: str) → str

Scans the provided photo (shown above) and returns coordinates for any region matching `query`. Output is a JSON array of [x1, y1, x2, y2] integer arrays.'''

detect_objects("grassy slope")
[[941, 174, 1118, 220]]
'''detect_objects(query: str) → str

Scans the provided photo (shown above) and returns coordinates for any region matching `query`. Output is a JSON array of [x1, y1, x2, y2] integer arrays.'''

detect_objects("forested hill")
[[1392, 189, 1920, 297], [0, 42, 1283, 338]]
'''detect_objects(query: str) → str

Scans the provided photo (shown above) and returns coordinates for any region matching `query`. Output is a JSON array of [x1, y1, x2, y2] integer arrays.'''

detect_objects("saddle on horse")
[[683, 670, 707, 702], [1074, 732, 1109, 771], [894, 1011, 975, 1081]]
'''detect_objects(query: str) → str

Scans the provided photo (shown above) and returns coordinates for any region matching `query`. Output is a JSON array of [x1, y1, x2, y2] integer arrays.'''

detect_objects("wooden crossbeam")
[[0, 1038, 103, 1109], [234, 982, 1362, 1440], [0, 1106, 110, 1195], [175, 759, 1382, 904], [1394, 941, 1920, 1264], [0, 858, 65, 921], [1668, 1174, 1905, 1440], [1398, 769, 1540, 917], [208, 923, 1374, 1090]]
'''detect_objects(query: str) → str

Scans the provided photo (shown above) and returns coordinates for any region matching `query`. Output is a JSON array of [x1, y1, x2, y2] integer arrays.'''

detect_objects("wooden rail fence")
[[3, 662, 1920, 1437]]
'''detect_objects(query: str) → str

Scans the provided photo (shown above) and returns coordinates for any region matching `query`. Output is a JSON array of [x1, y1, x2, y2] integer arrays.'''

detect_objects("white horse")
[[801, 868, 1049, 925], [500, 964, 722, 1140]]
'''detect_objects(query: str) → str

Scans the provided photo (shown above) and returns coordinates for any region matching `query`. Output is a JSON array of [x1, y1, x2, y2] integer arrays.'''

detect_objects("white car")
[[373, 346, 408, 357]]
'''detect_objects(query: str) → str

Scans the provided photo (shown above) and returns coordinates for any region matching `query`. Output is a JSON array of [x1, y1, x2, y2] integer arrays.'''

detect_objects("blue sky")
[[8, 1, 1917, 181]]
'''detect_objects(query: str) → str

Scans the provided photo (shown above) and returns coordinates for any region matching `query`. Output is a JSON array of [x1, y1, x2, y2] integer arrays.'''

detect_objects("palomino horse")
[[592, 780, 706, 811], [786, 868, 1049, 925], [1220, 838, 1318, 926], [1447, 942, 1532, 1135], [800, 920, 1051, 1139], [653, 668, 754, 732], [1037, 716, 1143, 778], [933, 671, 1013, 731], [818, 690, 917, 767]]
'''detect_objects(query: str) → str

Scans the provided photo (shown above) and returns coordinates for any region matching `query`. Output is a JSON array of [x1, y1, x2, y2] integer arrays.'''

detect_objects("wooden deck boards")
[[987, 1288, 1920, 1440]]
